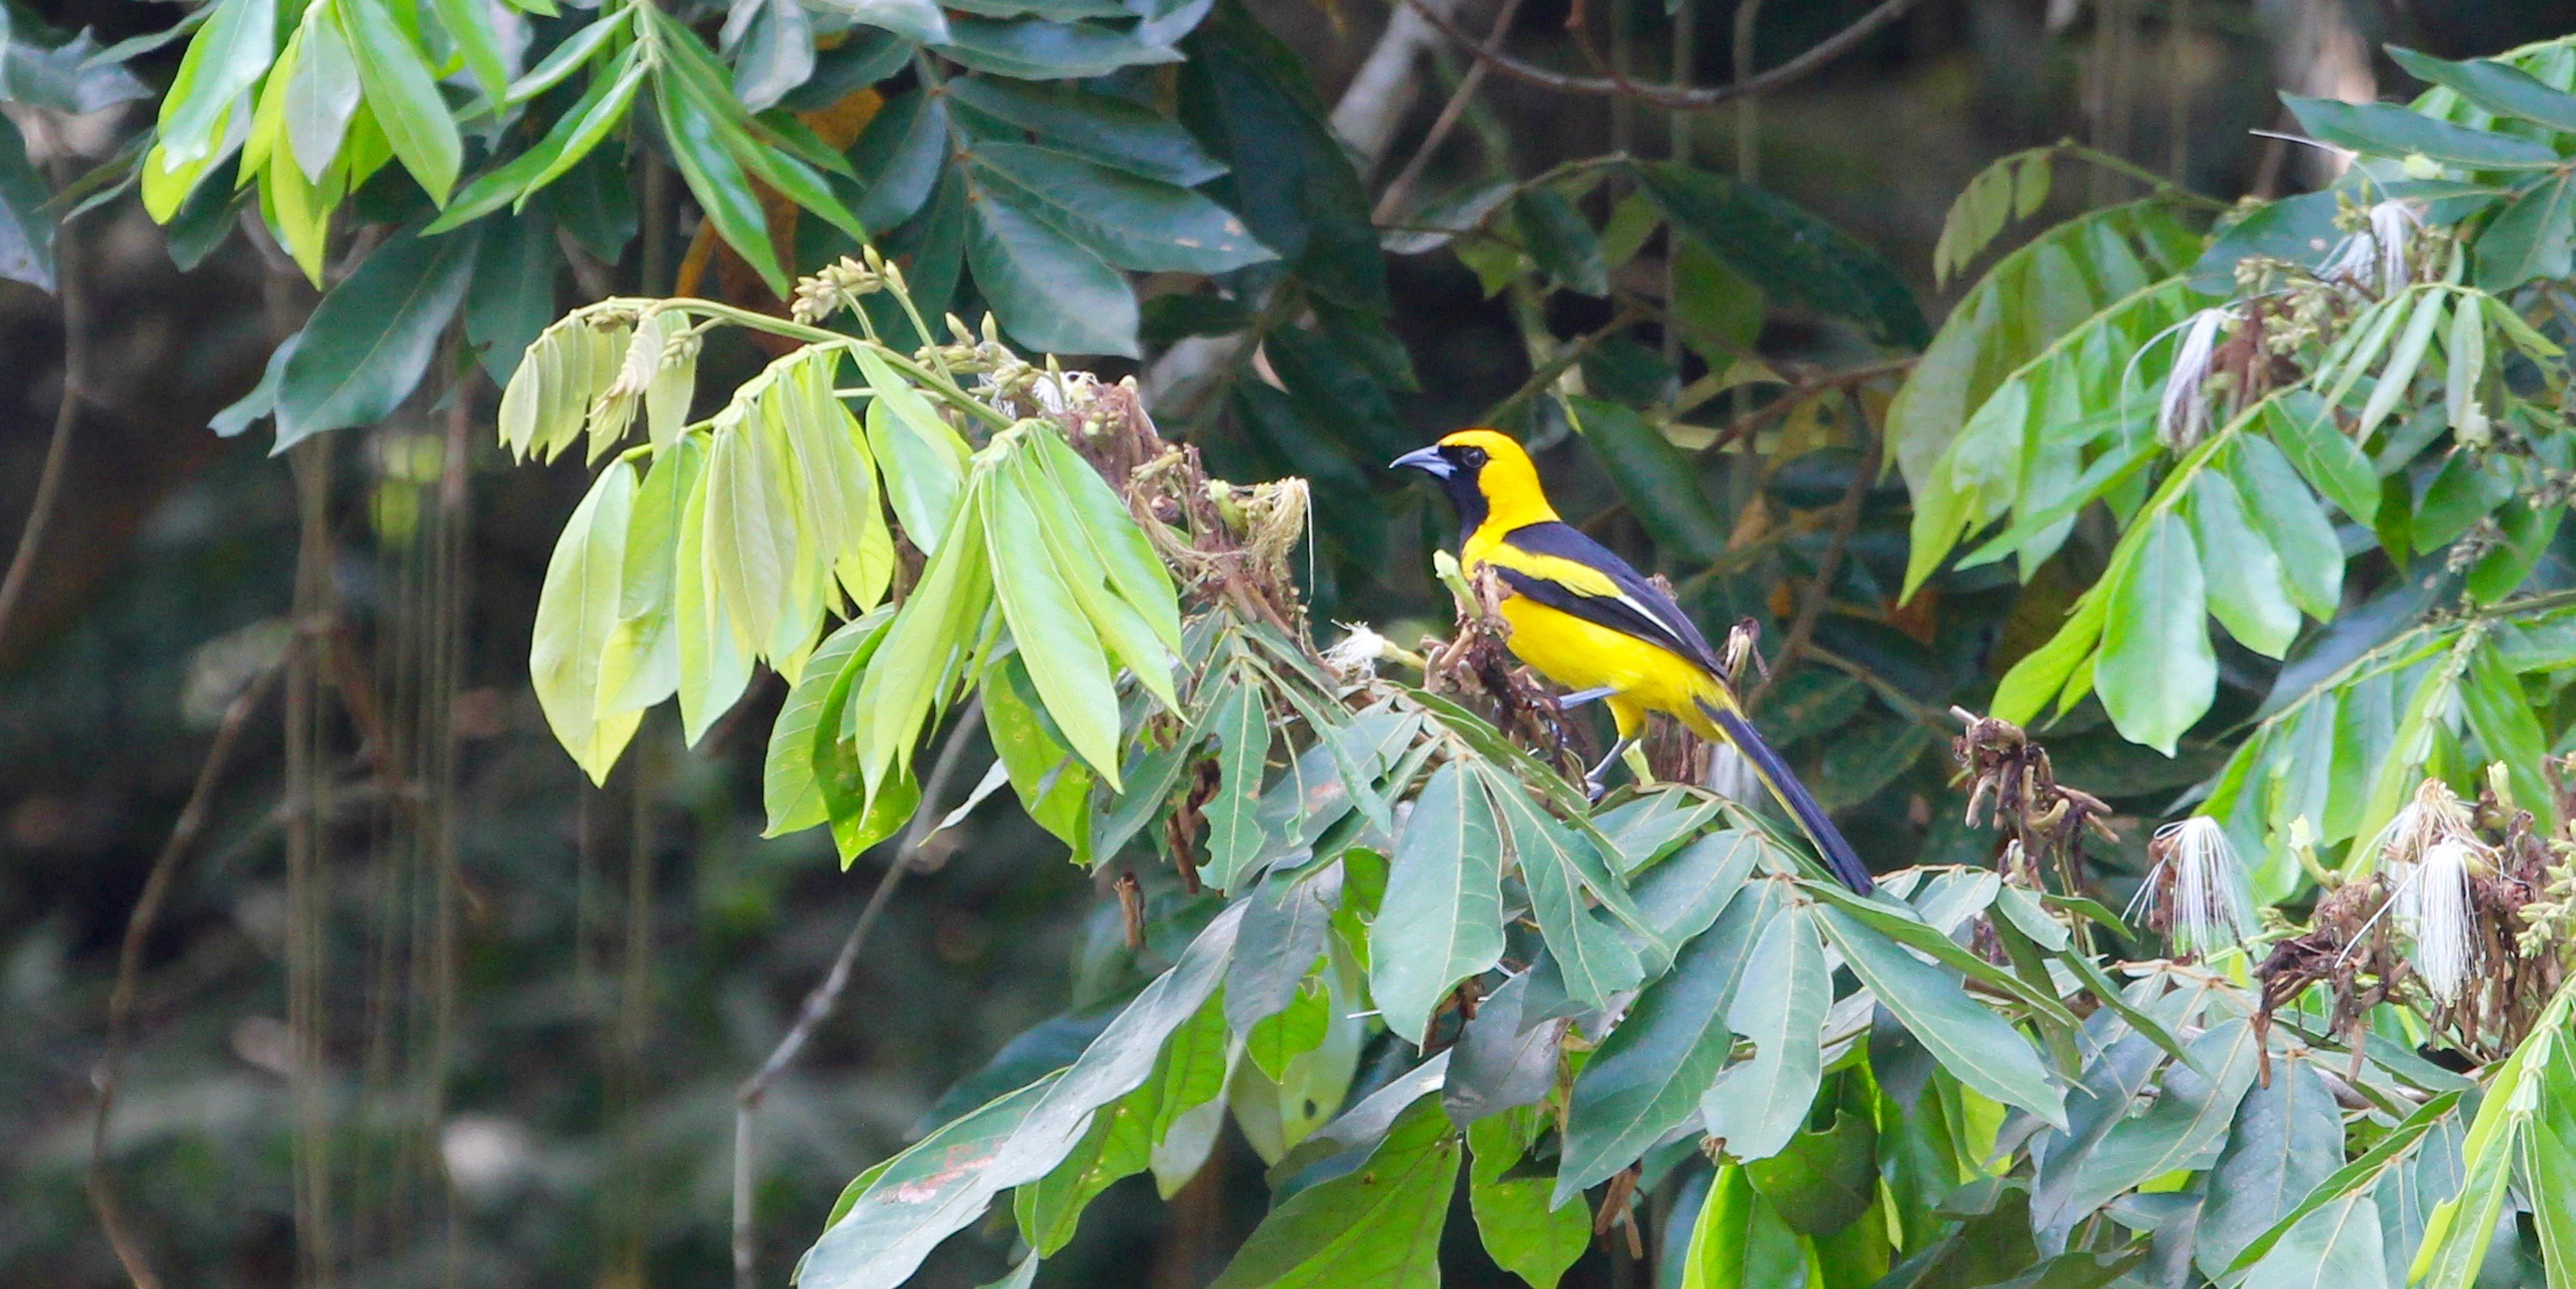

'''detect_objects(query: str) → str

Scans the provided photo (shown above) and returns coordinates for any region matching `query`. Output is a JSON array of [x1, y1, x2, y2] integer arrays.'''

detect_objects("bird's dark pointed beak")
[[1391, 446, 1452, 479]]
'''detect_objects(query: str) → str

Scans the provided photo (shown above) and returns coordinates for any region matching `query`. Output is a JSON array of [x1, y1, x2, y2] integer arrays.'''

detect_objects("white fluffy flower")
[[1322, 623, 1393, 678], [2319, 201, 2422, 293], [2157, 308, 2232, 450], [2396, 839, 2480, 1004], [2139, 816, 2257, 957]]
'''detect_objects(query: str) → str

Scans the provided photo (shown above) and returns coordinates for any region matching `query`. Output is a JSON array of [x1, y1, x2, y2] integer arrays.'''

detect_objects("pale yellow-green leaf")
[[531, 460, 644, 782]]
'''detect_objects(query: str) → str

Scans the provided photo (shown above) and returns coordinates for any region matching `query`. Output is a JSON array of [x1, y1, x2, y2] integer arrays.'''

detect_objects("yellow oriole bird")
[[1395, 428, 1875, 894]]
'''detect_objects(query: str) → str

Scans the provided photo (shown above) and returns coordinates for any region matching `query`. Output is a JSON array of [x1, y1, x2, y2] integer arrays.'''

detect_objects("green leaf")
[[1557, 881, 1785, 1206], [598, 431, 700, 715], [1368, 761, 1506, 1045], [699, 414, 796, 658], [1198, 675, 1272, 891], [1700, 904, 1828, 1162], [1640, 160, 1929, 348], [845, 89, 946, 230], [729, 0, 813, 113], [854, 349, 970, 549], [338, 0, 462, 203], [2195, 1058, 2346, 1278], [2388, 46, 2576, 132], [1024, 429, 1182, 650], [2094, 512, 2212, 755], [2462, 639, 2553, 820], [274, 224, 480, 449], [2236, 1187, 2387, 1289], [2189, 461, 2299, 657], [1173, 5, 1382, 308], [965, 177, 1138, 357], [1682, 1163, 1810, 1289], [983, 466, 1122, 781], [2038, 1018, 2261, 1245], [2357, 288, 2447, 443], [1566, 397, 1730, 564], [2233, 424, 2347, 621], [1467, 1115, 1589, 1289], [463, 208, 558, 382], [654, 78, 784, 295], [944, 75, 1223, 186], [1205, 1095, 1460, 1289], [1992, 591, 2106, 726], [1229, 862, 1337, 1034], [813, 1074, 1061, 1259], [812, 0, 950, 45], [804, 903, 1243, 1289], [935, 16, 1182, 80], [1743, 1107, 1878, 1237], [2224, 1089, 2463, 1273], [1484, 768, 1647, 1008], [1515, 186, 1609, 296], [505, 12, 627, 106], [1244, 977, 1330, 1080], [1894, 201, 2200, 492], [156, 0, 278, 169], [531, 461, 643, 783], [428, 0, 509, 105], [281, 4, 360, 183], [2474, 172, 2576, 290], [1813, 904, 2063, 1125], [673, 437, 753, 743], [2261, 391, 2378, 524], [764, 610, 891, 835], [962, 140, 1274, 275], [2283, 94, 2565, 169]]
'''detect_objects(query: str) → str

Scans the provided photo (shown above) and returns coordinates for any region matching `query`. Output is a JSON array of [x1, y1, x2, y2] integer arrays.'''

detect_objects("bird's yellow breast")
[[1493, 593, 1724, 739]]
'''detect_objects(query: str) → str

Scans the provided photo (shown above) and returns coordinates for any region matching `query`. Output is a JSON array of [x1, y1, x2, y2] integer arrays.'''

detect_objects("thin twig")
[[1373, 0, 1533, 225], [730, 699, 987, 1289], [0, 179, 87, 655], [1398, 0, 1929, 112], [1749, 390, 1881, 705], [90, 664, 283, 1289]]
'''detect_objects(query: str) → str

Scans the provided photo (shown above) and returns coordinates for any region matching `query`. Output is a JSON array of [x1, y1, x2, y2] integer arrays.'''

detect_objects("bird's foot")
[[1584, 775, 1610, 803]]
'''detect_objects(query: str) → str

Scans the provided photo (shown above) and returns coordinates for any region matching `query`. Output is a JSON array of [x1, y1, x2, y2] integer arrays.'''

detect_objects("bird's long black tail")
[[1698, 698, 1875, 895]]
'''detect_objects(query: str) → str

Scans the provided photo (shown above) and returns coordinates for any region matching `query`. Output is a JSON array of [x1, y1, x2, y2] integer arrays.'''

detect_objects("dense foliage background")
[[13, 0, 2576, 1287]]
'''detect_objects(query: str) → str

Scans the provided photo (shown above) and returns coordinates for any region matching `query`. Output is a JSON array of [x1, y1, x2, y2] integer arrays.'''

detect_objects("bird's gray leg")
[[1558, 685, 1619, 708], [1584, 735, 1639, 801]]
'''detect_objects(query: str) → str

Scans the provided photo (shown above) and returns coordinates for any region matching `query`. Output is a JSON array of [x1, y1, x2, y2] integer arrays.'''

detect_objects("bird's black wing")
[[1493, 521, 1725, 673]]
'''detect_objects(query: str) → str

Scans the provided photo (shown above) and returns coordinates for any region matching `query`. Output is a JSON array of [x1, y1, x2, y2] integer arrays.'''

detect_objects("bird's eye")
[[1460, 446, 1488, 468]]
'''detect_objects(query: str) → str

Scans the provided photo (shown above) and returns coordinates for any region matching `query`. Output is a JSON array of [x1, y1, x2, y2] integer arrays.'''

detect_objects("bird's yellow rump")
[[1394, 428, 1875, 894]]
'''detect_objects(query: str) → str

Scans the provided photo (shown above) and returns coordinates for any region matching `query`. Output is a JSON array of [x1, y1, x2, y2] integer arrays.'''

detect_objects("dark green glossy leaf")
[[1442, 971, 1567, 1127], [2474, 171, 2576, 291], [275, 225, 480, 449], [2195, 1058, 2345, 1278], [464, 208, 557, 382], [848, 88, 947, 231], [1640, 160, 1929, 348], [1178, 2, 1386, 310], [654, 78, 784, 294], [965, 140, 1273, 274], [936, 17, 1181, 79], [729, 0, 813, 112], [965, 176, 1138, 356], [1515, 187, 1608, 296], [946, 75, 1224, 186], [809, 0, 949, 45], [1567, 397, 1729, 564], [2389, 46, 2576, 132], [2283, 94, 2564, 169]]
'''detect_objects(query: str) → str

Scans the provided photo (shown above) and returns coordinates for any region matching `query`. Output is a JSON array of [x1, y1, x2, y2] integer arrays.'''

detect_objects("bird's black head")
[[1392, 429, 1522, 539]]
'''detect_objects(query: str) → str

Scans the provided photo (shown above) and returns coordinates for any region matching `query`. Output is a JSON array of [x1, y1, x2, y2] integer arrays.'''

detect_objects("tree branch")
[[1749, 390, 1880, 706], [1373, 0, 1534, 225], [90, 664, 282, 1289], [729, 699, 987, 1289], [0, 176, 86, 655], [1398, 0, 1931, 112]]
